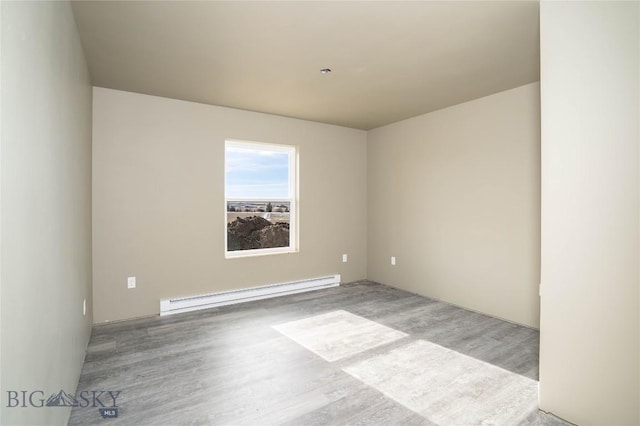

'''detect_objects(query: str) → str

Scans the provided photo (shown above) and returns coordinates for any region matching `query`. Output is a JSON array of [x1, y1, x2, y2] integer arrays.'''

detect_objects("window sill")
[[225, 247, 299, 259]]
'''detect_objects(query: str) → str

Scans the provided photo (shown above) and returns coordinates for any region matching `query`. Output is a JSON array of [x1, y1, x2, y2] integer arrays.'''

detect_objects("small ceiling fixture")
[[320, 68, 332, 74]]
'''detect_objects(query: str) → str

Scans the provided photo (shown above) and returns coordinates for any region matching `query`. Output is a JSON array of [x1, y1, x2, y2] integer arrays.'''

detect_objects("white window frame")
[[224, 139, 298, 258]]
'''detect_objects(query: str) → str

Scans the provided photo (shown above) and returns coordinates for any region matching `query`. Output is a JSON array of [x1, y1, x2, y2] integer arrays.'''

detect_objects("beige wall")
[[539, 2, 640, 425], [92, 88, 367, 323], [0, 2, 93, 425], [367, 83, 541, 328]]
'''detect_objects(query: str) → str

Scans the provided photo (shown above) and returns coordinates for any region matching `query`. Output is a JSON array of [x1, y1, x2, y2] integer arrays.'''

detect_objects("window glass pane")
[[226, 201, 290, 252], [225, 142, 295, 255], [225, 146, 290, 199]]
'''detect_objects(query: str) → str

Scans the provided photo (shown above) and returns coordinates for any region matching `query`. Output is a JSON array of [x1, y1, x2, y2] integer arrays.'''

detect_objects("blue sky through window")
[[226, 146, 290, 199]]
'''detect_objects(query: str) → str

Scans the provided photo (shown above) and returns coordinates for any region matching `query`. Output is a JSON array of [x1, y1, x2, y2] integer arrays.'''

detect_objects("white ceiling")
[[71, 1, 540, 130]]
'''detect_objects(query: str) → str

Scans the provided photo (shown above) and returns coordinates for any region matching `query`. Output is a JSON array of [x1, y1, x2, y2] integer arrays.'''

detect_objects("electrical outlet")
[[342, 254, 348, 263], [391, 256, 396, 266], [127, 276, 136, 289], [83, 298, 86, 316]]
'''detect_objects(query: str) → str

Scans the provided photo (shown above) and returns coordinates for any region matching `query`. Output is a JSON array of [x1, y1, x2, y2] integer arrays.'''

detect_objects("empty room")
[[1, 1, 639, 425]]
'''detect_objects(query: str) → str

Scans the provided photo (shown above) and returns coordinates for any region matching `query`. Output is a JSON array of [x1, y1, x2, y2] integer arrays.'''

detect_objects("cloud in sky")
[[226, 147, 290, 199]]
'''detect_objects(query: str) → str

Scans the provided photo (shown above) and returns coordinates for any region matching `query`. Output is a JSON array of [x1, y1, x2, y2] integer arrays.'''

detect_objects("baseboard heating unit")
[[160, 274, 341, 316]]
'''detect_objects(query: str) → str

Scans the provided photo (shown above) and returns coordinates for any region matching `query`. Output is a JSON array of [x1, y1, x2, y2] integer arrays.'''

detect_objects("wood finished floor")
[[69, 281, 568, 425]]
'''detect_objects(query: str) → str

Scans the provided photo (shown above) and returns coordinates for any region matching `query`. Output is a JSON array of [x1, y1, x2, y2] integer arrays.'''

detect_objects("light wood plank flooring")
[[69, 281, 567, 425]]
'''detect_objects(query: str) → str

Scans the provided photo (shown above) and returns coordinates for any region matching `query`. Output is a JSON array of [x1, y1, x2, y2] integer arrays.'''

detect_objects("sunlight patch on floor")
[[343, 339, 538, 425], [272, 310, 408, 362]]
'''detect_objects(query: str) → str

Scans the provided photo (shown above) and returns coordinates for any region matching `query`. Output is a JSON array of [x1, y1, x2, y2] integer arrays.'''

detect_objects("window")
[[225, 140, 297, 257]]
